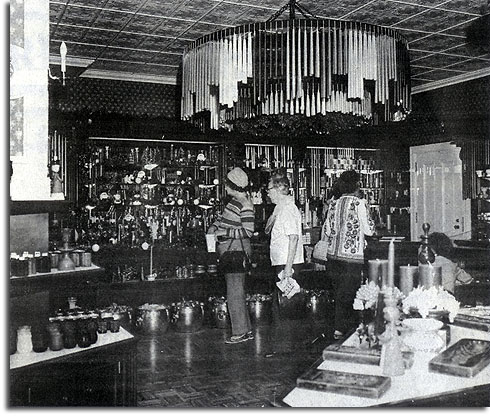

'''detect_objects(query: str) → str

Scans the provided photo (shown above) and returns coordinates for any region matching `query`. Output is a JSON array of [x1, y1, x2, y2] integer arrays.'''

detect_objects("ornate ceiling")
[[49, 0, 490, 92]]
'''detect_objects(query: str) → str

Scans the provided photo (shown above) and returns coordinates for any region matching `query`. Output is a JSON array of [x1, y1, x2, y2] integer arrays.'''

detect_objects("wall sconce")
[[48, 41, 67, 85]]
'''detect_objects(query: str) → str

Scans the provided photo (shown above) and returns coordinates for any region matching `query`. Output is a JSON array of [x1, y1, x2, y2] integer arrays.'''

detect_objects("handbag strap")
[[236, 233, 251, 264]]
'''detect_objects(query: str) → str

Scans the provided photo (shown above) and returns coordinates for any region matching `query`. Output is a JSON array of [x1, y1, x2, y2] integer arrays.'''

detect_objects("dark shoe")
[[225, 333, 253, 344], [246, 331, 254, 340]]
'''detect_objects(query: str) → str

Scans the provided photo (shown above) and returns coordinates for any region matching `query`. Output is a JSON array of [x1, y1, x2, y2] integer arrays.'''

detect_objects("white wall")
[[10, 0, 51, 200]]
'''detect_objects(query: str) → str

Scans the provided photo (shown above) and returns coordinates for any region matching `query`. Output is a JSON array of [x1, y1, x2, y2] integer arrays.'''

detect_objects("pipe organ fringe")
[[182, 19, 411, 129]]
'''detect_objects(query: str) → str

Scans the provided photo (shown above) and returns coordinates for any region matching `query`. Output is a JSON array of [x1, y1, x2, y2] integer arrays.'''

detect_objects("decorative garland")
[[225, 113, 371, 138]]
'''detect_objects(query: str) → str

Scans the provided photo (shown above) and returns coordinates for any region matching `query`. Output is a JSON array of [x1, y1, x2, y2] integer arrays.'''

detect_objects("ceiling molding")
[[79, 69, 177, 85], [411, 67, 490, 94], [49, 55, 95, 67]]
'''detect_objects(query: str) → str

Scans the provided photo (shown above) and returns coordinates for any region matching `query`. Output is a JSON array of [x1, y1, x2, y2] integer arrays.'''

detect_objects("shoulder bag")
[[217, 235, 252, 274]]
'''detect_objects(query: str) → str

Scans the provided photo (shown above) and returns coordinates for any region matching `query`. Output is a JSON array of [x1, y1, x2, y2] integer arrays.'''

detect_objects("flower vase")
[[401, 318, 445, 354]]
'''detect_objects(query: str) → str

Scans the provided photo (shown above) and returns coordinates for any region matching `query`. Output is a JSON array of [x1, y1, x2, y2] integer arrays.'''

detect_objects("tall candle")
[[387, 239, 395, 288], [149, 245, 153, 276], [368, 259, 381, 285], [379, 260, 389, 288], [399, 265, 418, 296]]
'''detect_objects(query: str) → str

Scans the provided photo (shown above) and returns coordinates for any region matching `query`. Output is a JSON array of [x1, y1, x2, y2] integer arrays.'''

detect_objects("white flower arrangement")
[[402, 286, 460, 322], [353, 281, 380, 310], [353, 281, 404, 311]]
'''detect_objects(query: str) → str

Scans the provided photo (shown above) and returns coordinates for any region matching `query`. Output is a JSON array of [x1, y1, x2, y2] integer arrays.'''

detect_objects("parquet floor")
[[136, 309, 335, 407]]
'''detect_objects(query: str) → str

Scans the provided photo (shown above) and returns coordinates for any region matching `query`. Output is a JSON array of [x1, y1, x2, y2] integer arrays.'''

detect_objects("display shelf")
[[474, 170, 490, 241], [75, 138, 227, 249]]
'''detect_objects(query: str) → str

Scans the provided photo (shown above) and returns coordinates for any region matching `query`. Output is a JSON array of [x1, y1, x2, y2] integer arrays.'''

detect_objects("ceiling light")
[[181, 0, 411, 132]]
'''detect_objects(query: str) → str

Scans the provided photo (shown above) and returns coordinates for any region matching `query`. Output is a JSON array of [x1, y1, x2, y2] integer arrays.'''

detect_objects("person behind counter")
[[207, 167, 255, 344], [265, 174, 304, 290], [322, 170, 376, 339], [428, 232, 474, 294]]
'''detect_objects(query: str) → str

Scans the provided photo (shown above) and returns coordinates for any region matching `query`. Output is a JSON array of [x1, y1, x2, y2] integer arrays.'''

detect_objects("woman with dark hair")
[[322, 170, 376, 339], [428, 232, 473, 293], [207, 167, 255, 344]]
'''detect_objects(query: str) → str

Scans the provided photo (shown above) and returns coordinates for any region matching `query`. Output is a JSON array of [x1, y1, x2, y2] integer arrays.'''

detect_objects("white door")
[[410, 142, 471, 241]]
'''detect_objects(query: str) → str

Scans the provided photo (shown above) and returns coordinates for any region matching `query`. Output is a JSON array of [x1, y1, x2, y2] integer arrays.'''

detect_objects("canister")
[[71, 249, 84, 267], [10, 253, 19, 276], [39, 252, 51, 273], [81, 251, 92, 267], [34, 251, 42, 273], [27, 254, 36, 275], [50, 251, 61, 269], [17, 256, 29, 277]]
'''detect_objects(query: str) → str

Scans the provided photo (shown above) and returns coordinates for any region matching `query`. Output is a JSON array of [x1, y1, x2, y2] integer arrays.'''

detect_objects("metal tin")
[[81, 252, 92, 267], [71, 250, 84, 267], [50, 251, 61, 269]]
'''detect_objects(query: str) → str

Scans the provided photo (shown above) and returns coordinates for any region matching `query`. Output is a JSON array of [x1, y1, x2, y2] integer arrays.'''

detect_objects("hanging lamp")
[[181, 0, 411, 132]]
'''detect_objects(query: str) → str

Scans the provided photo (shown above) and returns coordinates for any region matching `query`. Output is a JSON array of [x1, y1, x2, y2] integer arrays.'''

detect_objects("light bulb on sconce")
[[60, 42, 67, 86], [48, 41, 68, 85]]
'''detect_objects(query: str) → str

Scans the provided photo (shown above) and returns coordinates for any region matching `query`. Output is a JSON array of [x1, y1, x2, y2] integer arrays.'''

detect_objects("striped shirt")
[[213, 197, 255, 239]]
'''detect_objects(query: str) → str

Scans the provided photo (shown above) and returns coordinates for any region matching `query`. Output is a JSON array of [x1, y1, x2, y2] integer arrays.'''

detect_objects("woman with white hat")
[[207, 167, 255, 344]]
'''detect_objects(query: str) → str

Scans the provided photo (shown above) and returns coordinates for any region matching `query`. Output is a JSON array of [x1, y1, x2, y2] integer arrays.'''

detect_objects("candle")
[[379, 260, 389, 288], [368, 259, 381, 284], [387, 239, 395, 288], [149, 245, 153, 277], [418, 264, 442, 288], [399, 265, 418, 296]]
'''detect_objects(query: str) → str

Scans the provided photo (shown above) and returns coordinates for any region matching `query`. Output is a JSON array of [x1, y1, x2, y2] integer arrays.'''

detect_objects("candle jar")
[[108, 318, 120, 333], [31, 324, 48, 353], [62, 319, 78, 349], [39, 252, 51, 273], [47, 322, 64, 351], [27, 254, 37, 275], [16, 326, 33, 354], [10, 253, 19, 276], [87, 314, 98, 344], [34, 251, 42, 273], [97, 317, 108, 334], [77, 321, 91, 348], [17, 256, 29, 277]]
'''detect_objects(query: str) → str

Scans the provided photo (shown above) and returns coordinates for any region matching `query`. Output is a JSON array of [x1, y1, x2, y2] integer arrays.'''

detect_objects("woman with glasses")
[[322, 170, 376, 340]]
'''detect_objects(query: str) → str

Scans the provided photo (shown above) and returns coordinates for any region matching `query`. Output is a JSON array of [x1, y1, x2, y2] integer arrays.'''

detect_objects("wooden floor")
[[136, 309, 335, 407]]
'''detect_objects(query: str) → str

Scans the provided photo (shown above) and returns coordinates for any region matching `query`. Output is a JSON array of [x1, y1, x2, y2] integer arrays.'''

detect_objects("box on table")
[[296, 368, 391, 399], [429, 338, 490, 378]]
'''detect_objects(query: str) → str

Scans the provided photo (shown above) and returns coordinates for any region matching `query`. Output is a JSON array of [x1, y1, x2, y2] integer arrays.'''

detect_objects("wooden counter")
[[10, 328, 138, 406]]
